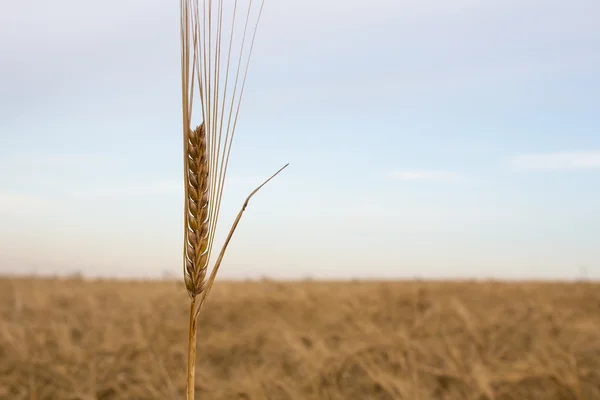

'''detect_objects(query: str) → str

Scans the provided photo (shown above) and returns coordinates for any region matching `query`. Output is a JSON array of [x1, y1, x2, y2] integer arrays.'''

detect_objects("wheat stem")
[[186, 296, 197, 400]]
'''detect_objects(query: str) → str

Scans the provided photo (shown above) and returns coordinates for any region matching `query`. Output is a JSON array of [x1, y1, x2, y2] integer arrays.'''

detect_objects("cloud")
[[0, 192, 46, 213], [511, 151, 600, 170], [65, 180, 182, 197], [8, 153, 104, 166], [388, 170, 464, 182], [62, 174, 263, 198]]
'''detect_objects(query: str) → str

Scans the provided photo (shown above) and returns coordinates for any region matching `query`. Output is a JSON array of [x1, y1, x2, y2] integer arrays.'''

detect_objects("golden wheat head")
[[183, 123, 210, 297], [179, 0, 287, 398]]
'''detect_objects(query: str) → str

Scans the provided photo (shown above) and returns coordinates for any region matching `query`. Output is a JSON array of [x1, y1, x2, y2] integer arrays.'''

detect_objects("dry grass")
[[1, 277, 599, 399], [179, 0, 287, 400], [179, 1, 284, 397]]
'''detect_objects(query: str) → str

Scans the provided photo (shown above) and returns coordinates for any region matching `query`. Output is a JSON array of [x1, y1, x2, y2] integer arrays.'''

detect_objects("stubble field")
[[0, 277, 599, 399]]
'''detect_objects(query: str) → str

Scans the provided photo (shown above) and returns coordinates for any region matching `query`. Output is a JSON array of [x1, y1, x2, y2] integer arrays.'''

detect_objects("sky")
[[1, 0, 599, 280]]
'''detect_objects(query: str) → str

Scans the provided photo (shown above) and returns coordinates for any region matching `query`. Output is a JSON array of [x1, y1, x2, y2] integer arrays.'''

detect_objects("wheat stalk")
[[179, 0, 286, 398]]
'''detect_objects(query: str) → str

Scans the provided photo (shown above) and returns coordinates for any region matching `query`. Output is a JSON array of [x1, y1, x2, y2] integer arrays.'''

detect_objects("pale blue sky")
[[1, 0, 599, 280]]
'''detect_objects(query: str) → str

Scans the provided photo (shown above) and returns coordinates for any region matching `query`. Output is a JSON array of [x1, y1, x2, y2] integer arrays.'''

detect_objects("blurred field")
[[1, 277, 599, 399]]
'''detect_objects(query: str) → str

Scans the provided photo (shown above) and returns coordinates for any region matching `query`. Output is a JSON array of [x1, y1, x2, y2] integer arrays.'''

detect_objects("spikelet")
[[184, 123, 210, 297]]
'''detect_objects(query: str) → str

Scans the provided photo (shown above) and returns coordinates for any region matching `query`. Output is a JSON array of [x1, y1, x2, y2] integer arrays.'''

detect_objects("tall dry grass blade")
[[179, 1, 283, 399]]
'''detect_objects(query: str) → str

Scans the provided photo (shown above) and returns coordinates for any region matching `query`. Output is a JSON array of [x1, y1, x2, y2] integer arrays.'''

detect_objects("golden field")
[[0, 277, 599, 399]]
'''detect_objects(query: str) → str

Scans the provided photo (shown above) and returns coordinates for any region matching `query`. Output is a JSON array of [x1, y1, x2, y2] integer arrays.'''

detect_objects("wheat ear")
[[182, 123, 209, 400], [180, 0, 286, 399], [182, 122, 287, 399], [183, 123, 210, 298]]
